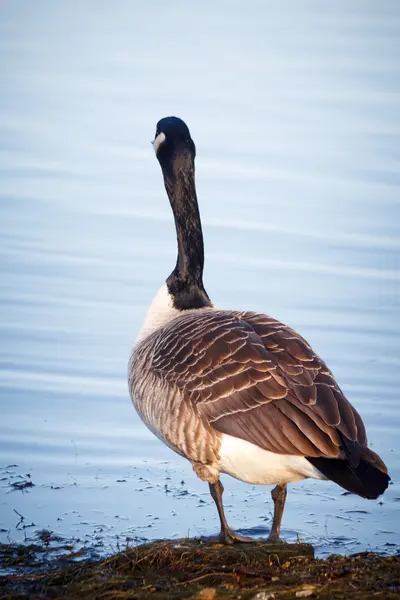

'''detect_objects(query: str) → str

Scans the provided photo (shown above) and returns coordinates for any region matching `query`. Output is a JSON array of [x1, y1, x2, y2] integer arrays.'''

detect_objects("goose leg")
[[267, 484, 287, 541], [209, 479, 254, 544]]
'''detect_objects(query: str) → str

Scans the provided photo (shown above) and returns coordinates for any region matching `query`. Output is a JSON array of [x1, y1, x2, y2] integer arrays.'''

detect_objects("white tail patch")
[[219, 434, 327, 485]]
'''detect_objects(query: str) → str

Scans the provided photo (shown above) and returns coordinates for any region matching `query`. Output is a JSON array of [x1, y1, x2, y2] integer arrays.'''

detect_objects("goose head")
[[152, 116, 196, 167]]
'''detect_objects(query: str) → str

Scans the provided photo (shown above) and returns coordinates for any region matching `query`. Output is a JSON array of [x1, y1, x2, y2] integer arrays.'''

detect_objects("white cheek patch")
[[153, 131, 166, 153]]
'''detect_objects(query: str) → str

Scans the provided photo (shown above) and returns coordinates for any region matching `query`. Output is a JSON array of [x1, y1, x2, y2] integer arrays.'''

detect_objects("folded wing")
[[151, 309, 370, 464]]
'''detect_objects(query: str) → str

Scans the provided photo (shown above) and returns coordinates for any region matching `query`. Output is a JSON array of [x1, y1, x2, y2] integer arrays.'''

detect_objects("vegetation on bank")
[[1, 538, 399, 599]]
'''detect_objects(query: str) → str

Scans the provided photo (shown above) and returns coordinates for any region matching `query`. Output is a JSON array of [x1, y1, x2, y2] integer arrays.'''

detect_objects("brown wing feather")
[[152, 309, 368, 460]]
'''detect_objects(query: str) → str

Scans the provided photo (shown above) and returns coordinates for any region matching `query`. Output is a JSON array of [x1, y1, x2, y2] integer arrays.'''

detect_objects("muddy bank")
[[1, 538, 399, 599]]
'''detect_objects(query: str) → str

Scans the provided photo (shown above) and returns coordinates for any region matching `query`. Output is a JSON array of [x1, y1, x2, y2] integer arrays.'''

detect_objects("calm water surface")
[[0, 2, 399, 557]]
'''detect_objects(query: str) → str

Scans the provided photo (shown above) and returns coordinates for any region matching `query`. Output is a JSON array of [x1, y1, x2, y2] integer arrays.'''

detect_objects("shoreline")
[[1, 538, 399, 599]]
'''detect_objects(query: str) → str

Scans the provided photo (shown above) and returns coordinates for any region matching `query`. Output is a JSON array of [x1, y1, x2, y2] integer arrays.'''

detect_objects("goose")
[[128, 116, 390, 544]]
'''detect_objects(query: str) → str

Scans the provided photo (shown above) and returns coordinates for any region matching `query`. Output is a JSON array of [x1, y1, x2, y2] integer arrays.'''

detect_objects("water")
[[0, 1, 399, 557]]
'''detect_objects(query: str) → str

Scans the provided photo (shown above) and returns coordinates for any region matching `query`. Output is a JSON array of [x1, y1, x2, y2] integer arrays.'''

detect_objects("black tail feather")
[[307, 456, 390, 500]]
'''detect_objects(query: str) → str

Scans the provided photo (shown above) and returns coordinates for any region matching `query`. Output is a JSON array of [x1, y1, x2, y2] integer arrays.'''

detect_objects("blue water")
[[0, 1, 399, 557]]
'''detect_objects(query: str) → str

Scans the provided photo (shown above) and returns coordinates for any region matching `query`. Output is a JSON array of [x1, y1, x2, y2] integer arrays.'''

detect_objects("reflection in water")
[[0, 2, 399, 556]]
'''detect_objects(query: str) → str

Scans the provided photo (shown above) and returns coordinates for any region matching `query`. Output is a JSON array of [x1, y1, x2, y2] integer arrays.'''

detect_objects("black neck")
[[160, 148, 212, 310]]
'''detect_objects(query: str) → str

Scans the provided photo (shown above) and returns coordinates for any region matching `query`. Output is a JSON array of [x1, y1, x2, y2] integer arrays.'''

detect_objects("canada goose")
[[128, 116, 390, 544]]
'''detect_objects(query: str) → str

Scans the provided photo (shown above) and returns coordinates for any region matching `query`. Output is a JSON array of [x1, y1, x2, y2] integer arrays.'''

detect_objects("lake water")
[[0, 1, 399, 558]]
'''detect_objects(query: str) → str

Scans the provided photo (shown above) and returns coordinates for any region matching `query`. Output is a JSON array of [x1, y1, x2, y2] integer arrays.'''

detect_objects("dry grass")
[[0, 538, 399, 599]]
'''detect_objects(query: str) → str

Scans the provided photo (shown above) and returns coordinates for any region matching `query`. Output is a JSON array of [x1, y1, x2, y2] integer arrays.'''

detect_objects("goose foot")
[[219, 528, 255, 544], [209, 479, 256, 544]]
